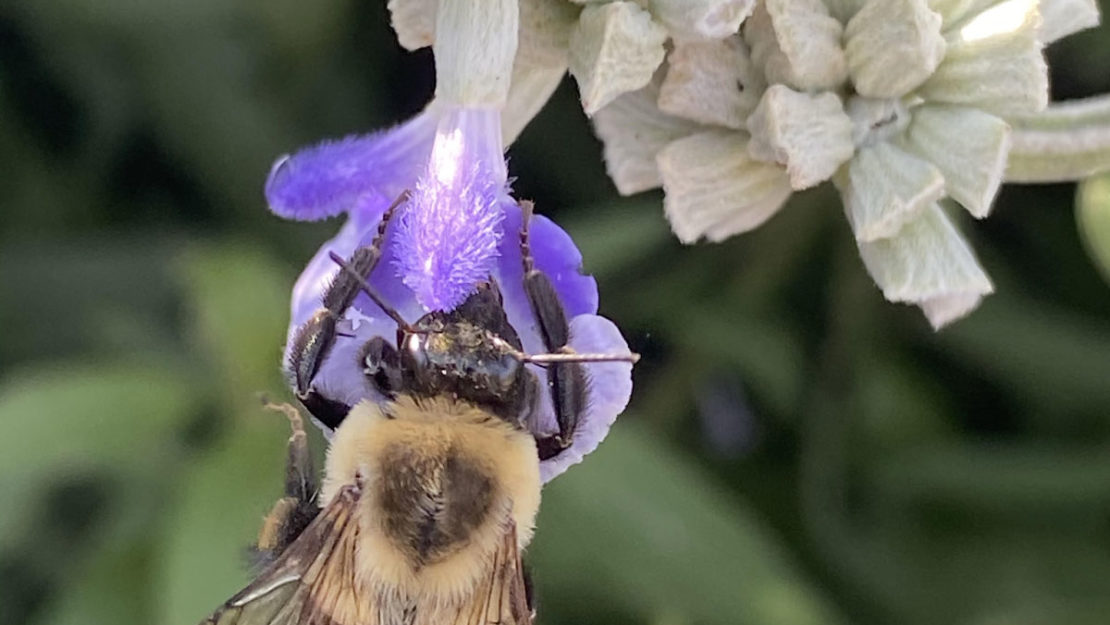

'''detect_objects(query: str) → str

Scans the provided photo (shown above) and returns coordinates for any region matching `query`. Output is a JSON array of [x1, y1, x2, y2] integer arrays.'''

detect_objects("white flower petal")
[[1038, 0, 1100, 44], [902, 104, 1011, 218], [823, 0, 867, 23], [518, 0, 578, 68], [647, 0, 754, 40], [658, 36, 764, 130], [502, 62, 567, 145], [569, 2, 668, 116], [434, 0, 519, 107], [845, 0, 946, 99], [918, 292, 987, 328], [657, 130, 793, 243], [743, 0, 847, 91], [926, 0, 996, 25], [592, 76, 702, 195], [918, 0, 1048, 117], [388, 0, 436, 51], [838, 141, 946, 242], [846, 96, 913, 148], [857, 203, 994, 329], [746, 85, 854, 190]]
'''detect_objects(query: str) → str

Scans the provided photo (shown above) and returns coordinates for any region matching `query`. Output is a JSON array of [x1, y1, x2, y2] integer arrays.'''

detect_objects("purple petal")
[[538, 315, 635, 482], [265, 111, 438, 221]]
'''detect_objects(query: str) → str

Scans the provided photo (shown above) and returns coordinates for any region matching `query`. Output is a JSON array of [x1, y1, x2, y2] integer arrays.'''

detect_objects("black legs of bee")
[[519, 201, 589, 462], [253, 401, 319, 566], [286, 193, 407, 429]]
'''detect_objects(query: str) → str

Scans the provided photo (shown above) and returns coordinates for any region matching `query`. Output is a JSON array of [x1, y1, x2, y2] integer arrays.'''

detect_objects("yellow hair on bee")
[[321, 396, 541, 605]]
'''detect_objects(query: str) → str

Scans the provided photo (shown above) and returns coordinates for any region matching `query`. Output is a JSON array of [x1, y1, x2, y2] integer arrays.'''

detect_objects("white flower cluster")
[[387, 0, 1102, 328]]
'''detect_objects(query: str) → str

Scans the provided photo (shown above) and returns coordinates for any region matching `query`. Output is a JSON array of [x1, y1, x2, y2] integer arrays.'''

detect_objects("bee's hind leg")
[[252, 400, 319, 567], [518, 201, 589, 461]]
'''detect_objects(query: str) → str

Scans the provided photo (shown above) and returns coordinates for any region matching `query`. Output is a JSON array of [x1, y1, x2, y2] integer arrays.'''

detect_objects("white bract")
[[387, 0, 1105, 329]]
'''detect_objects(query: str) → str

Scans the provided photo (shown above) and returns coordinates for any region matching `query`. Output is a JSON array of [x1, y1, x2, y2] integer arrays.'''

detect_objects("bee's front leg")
[[253, 401, 319, 566], [518, 201, 589, 461], [287, 191, 408, 429]]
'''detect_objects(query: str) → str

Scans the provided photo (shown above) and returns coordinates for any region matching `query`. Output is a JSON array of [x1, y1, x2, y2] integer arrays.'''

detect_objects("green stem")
[[1005, 94, 1110, 183]]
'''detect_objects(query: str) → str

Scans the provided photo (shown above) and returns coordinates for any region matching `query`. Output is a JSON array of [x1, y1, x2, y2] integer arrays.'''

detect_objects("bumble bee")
[[200, 198, 636, 625]]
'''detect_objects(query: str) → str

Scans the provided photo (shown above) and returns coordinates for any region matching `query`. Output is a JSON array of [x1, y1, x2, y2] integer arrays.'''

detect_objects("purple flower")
[[266, 106, 633, 481]]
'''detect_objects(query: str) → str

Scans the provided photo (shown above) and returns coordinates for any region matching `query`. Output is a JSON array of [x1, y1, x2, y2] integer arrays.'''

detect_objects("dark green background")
[[3, 2, 1110, 624]]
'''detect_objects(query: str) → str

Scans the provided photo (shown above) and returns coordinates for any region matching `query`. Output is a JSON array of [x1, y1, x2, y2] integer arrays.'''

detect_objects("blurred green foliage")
[[2, 2, 1110, 625]]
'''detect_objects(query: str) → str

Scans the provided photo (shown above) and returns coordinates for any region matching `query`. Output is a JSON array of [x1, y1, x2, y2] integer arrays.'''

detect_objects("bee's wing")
[[427, 520, 534, 625], [200, 485, 371, 625], [201, 485, 533, 625]]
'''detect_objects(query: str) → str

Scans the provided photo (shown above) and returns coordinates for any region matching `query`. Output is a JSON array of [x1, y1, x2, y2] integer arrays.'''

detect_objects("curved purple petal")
[[538, 314, 634, 482], [266, 111, 438, 221]]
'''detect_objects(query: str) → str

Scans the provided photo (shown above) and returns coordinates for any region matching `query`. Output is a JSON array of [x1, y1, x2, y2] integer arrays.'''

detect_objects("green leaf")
[[174, 242, 293, 403], [1077, 173, 1110, 283], [157, 404, 293, 625], [873, 443, 1110, 514], [565, 197, 673, 279], [31, 540, 155, 625], [159, 243, 306, 625], [531, 424, 845, 625], [938, 294, 1110, 412], [0, 362, 197, 550]]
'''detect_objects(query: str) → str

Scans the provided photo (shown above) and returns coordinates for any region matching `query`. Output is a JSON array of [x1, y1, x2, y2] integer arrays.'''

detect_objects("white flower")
[[590, 0, 1102, 328]]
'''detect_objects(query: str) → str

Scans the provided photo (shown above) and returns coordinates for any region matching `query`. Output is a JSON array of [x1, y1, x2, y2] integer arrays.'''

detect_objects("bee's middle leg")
[[254, 401, 318, 565]]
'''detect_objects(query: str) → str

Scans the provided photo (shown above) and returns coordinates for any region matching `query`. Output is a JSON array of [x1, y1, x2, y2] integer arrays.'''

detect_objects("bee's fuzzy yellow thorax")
[[322, 396, 541, 602]]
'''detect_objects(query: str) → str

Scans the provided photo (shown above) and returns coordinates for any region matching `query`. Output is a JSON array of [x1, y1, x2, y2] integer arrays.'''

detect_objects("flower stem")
[[1005, 94, 1110, 183]]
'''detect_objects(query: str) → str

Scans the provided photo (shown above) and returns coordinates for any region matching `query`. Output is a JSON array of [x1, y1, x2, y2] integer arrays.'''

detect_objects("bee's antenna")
[[327, 251, 415, 333], [491, 337, 639, 365], [522, 351, 641, 365]]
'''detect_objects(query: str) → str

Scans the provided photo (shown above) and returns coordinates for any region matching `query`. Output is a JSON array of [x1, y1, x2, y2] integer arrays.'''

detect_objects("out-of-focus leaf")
[[31, 541, 153, 625], [899, 530, 1110, 625], [565, 197, 673, 279], [174, 242, 292, 401], [938, 294, 1110, 412], [531, 424, 844, 625], [855, 354, 953, 453], [0, 362, 196, 550], [157, 405, 291, 625], [160, 243, 302, 625], [1077, 173, 1110, 283], [873, 443, 1110, 514], [681, 311, 806, 418], [0, 237, 182, 367]]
